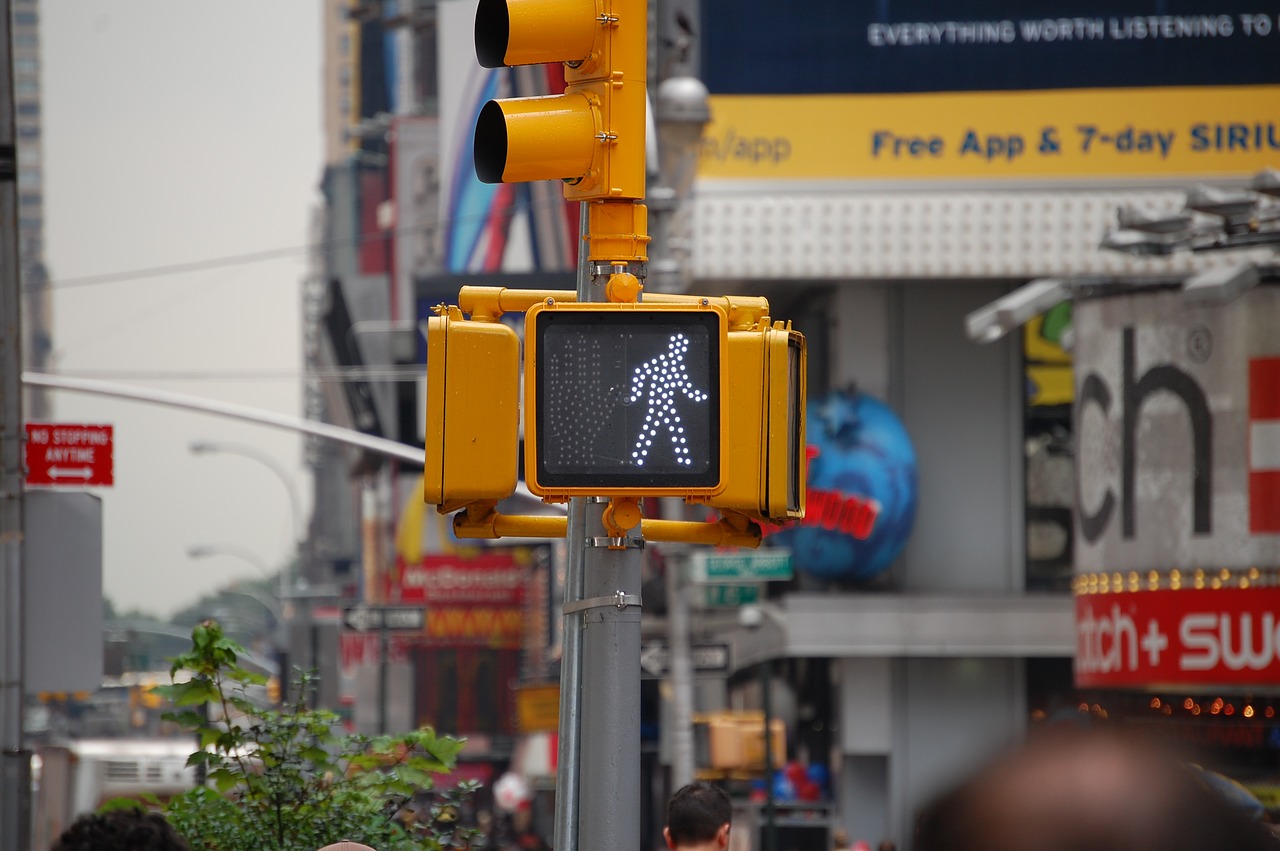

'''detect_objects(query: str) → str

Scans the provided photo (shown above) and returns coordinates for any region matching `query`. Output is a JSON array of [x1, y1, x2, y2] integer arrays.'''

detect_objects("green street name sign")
[[690, 549, 793, 583]]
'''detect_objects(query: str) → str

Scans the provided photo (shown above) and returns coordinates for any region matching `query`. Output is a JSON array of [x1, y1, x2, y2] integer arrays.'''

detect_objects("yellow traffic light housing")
[[423, 305, 520, 511], [473, 0, 646, 201], [524, 301, 727, 498], [695, 321, 807, 524]]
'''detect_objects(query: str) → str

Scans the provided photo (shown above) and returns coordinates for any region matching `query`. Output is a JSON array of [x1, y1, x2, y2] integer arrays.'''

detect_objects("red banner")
[[1076, 587, 1280, 688]]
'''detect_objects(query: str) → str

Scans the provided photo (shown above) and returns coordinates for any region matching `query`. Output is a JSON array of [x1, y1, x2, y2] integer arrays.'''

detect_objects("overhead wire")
[[30, 366, 424, 382], [28, 192, 576, 292]]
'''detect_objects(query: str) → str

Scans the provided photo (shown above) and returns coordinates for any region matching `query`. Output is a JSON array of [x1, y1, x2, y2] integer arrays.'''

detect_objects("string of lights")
[[1073, 566, 1280, 594]]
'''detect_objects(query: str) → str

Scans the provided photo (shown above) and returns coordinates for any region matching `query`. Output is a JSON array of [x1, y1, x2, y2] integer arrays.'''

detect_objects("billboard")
[[698, 1, 1280, 182], [1076, 586, 1280, 688], [1071, 286, 1280, 573]]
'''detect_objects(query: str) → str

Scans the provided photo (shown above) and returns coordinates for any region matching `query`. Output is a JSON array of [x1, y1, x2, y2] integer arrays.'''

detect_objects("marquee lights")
[[1072, 566, 1277, 594]]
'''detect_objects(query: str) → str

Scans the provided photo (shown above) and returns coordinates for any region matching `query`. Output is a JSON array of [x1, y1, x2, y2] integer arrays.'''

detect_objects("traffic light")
[[524, 302, 726, 497], [473, 0, 646, 201], [423, 305, 520, 510], [697, 321, 807, 524]]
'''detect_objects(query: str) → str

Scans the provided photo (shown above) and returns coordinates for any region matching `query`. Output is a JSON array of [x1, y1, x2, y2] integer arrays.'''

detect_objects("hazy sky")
[[41, 3, 322, 616]]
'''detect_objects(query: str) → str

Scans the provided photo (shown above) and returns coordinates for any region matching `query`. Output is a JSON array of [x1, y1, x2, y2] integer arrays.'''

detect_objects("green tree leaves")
[[157, 621, 480, 851]]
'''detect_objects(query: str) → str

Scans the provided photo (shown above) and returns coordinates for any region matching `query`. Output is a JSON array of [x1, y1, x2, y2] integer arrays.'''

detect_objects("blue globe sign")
[[769, 390, 918, 582]]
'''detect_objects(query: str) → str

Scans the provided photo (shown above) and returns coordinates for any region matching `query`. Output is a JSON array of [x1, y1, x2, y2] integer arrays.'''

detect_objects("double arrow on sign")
[[45, 466, 95, 481], [639, 642, 731, 678], [342, 605, 426, 632]]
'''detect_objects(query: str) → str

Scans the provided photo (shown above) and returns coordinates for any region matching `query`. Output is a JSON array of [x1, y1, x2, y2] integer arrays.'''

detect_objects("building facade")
[[12, 0, 52, 419]]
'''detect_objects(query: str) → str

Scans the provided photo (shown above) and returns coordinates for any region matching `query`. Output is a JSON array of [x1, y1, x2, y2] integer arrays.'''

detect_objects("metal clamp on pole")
[[562, 591, 642, 615], [585, 535, 645, 549]]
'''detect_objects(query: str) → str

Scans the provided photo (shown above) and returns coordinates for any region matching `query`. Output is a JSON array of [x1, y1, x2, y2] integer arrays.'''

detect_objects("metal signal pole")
[[567, 204, 645, 851], [0, 2, 30, 846]]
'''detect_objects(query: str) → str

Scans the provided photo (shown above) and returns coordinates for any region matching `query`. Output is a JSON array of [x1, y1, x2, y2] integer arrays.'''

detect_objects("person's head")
[[665, 782, 732, 850], [52, 807, 189, 851], [831, 826, 850, 848], [916, 728, 1276, 851]]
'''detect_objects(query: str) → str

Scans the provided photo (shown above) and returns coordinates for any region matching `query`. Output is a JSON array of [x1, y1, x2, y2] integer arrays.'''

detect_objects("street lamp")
[[648, 75, 712, 294], [187, 543, 283, 624], [188, 543, 286, 681], [189, 439, 305, 601], [187, 542, 273, 579]]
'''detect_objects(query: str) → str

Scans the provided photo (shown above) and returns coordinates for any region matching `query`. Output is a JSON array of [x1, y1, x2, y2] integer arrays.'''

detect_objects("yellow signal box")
[[423, 305, 520, 511], [696, 321, 807, 524], [473, 0, 647, 201], [523, 301, 727, 499]]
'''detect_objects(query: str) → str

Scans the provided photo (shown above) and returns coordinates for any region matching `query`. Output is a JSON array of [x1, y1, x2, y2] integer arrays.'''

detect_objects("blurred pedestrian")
[[915, 727, 1277, 851], [664, 781, 732, 851], [508, 803, 549, 851], [52, 807, 189, 851]]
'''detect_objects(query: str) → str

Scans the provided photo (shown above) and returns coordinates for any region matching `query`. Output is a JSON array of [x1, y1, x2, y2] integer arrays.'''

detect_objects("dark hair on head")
[[915, 727, 1277, 851], [52, 807, 190, 851], [666, 781, 732, 845]]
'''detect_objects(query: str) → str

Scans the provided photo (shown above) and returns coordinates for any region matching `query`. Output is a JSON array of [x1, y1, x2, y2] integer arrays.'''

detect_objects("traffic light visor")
[[528, 307, 723, 493], [781, 332, 805, 515], [475, 0, 599, 69], [474, 95, 598, 185]]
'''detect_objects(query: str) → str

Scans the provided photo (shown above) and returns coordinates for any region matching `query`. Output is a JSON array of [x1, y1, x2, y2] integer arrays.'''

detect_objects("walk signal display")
[[525, 303, 725, 496], [423, 307, 520, 509], [473, 0, 646, 201]]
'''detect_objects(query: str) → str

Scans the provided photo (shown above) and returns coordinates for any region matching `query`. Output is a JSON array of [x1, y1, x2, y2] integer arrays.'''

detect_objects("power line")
[[29, 366, 425, 382], [31, 193, 577, 292]]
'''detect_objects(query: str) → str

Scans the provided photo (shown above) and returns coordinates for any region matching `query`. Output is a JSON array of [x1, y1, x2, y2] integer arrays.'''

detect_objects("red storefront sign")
[[394, 552, 526, 606], [1076, 586, 1280, 689], [24, 423, 114, 487]]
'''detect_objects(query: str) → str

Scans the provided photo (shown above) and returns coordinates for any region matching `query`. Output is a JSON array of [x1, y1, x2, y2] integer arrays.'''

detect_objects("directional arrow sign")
[[639, 641, 731, 679], [342, 605, 425, 632]]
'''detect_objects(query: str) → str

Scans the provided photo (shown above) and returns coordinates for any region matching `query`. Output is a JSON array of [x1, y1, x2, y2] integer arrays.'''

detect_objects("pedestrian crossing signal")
[[423, 306, 520, 510], [524, 303, 725, 497]]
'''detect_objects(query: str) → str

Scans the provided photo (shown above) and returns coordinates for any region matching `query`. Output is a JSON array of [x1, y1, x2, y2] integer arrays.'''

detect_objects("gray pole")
[[0, 1, 29, 846], [762, 661, 776, 851], [569, 200, 645, 851], [664, 546, 696, 788], [575, 497, 643, 851], [378, 624, 389, 734], [552, 495, 586, 851], [552, 202, 593, 851]]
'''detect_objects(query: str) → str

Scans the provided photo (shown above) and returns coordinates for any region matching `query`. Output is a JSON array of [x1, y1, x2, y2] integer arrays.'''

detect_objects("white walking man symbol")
[[627, 333, 709, 467]]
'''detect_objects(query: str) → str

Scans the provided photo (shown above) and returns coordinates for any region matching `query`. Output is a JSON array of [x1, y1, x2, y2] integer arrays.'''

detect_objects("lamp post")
[[189, 439, 305, 605], [741, 603, 788, 851], [187, 542, 273, 578], [187, 543, 284, 644]]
